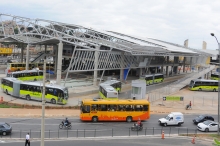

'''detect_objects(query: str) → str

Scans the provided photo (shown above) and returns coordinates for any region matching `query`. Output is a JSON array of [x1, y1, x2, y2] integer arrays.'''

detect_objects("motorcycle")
[[131, 123, 143, 131], [59, 120, 72, 129]]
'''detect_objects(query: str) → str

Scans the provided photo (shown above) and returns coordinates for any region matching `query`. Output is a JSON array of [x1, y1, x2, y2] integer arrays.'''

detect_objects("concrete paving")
[[0, 136, 213, 146]]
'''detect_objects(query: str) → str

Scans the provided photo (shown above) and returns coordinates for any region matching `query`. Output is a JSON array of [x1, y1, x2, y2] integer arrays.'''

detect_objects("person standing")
[[189, 101, 192, 108], [25, 133, 30, 146]]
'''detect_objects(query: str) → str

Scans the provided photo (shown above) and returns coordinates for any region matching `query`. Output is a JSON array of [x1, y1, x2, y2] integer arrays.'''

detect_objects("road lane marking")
[[0, 140, 5, 143], [10, 123, 86, 126]]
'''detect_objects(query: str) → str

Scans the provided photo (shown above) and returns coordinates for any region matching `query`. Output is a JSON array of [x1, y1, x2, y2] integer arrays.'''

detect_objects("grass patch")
[[0, 103, 22, 108]]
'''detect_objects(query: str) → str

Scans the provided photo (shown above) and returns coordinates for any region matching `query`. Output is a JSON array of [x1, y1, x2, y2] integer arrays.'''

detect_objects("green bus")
[[99, 80, 122, 93], [140, 74, 164, 86], [1, 77, 69, 104], [6, 69, 43, 81], [189, 79, 218, 92], [99, 84, 118, 100], [211, 73, 219, 80]]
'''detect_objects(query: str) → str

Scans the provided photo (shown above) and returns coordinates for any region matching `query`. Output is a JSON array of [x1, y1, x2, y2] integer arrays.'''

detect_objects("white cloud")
[[0, 0, 219, 50]]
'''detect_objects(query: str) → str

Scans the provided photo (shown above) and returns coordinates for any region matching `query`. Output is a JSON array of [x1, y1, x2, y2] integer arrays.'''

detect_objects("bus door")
[[29, 86, 41, 100], [80, 104, 91, 121]]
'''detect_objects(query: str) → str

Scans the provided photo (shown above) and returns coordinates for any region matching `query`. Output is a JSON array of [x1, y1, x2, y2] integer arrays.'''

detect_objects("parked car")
[[0, 122, 12, 136], [197, 120, 219, 132], [193, 115, 214, 124]]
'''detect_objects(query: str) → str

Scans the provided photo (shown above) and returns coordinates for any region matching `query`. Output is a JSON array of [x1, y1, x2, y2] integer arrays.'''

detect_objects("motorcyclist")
[[136, 118, 142, 127], [64, 117, 69, 127]]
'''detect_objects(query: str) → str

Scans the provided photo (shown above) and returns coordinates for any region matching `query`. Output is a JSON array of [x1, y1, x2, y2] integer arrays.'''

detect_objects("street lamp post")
[[211, 33, 220, 135], [40, 56, 46, 146]]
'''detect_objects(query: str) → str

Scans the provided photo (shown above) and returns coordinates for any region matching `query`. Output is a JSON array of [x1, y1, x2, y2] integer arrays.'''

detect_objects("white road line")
[[10, 123, 84, 126], [0, 140, 5, 143]]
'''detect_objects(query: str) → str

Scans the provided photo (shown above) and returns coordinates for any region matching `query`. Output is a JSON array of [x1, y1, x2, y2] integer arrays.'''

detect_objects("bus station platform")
[[0, 70, 198, 107]]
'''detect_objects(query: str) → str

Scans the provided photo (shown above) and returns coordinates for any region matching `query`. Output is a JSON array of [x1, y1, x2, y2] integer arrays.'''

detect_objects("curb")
[[0, 134, 214, 142]]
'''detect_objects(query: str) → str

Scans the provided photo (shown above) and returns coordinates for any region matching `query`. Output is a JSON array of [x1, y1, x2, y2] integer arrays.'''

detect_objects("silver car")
[[197, 120, 219, 132], [0, 122, 12, 136]]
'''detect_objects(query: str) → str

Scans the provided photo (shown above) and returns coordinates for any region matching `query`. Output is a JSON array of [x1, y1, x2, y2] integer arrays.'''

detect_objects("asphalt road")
[[0, 114, 218, 139], [0, 137, 212, 146]]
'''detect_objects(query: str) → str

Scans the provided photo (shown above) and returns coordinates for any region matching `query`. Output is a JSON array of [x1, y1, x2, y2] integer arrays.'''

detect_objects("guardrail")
[[0, 127, 200, 139]]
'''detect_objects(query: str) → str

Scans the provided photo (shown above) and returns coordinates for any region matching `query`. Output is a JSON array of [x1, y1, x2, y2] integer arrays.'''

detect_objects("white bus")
[[1, 77, 69, 104], [189, 79, 218, 92], [140, 74, 164, 86], [100, 80, 122, 93], [6, 69, 43, 81], [99, 84, 118, 100]]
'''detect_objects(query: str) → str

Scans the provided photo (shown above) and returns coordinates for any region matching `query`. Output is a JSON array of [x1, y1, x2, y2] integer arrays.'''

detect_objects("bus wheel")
[[126, 116, 132, 122], [92, 116, 98, 122], [51, 99, 56, 104], [213, 89, 216, 92], [26, 95, 31, 101], [5, 89, 8, 95], [198, 88, 202, 91]]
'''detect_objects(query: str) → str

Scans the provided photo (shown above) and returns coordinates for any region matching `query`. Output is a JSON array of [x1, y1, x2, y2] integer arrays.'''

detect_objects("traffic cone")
[[191, 135, 196, 144], [161, 131, 165, 139]]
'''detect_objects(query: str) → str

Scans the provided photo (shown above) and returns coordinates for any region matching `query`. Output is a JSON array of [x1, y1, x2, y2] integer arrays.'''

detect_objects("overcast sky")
[[0, 0, 219, 50]]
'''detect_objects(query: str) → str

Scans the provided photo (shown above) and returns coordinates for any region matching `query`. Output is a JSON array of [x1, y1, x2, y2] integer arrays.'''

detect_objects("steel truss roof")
[[0, 13, 210, 57], [0, 14, 211, 72]]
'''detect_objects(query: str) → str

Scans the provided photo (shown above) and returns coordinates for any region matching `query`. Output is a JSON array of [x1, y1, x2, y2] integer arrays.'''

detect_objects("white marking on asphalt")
[[11, 123, 84, 126], [175, 127, 188, 128], [0, 140, 5, 143]]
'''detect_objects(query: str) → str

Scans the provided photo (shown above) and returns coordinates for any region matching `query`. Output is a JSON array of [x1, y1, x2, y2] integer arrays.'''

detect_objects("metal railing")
[[0, 127, 199, 139]]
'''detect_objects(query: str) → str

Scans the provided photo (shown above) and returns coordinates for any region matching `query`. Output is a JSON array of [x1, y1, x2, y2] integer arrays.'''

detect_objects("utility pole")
[[40, 56, 46, 146]]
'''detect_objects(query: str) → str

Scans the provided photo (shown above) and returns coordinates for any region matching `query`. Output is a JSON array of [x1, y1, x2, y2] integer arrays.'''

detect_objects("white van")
[[158, 112, 184, 126]]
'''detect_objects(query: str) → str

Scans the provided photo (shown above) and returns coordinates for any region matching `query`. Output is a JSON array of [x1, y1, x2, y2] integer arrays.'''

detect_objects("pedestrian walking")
[[25, 133, 30, 146]]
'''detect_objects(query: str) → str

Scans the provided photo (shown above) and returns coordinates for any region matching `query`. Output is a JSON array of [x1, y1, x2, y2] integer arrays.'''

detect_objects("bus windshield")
[[189, 80, 194, 86], [64, 88, 68, 99]]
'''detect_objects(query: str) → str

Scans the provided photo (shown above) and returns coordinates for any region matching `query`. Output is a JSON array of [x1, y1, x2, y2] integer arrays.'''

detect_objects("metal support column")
[[120, 52, 125, 82], [183, 57, 186, 73], [25, 44, 30, 70], [56, 41, 63, 85], [21, 44, 24, 63], [93, 45, 100, 86]]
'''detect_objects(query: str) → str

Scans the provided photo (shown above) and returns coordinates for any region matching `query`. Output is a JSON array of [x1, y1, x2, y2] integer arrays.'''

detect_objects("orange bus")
[[80, 99, 150, 122]]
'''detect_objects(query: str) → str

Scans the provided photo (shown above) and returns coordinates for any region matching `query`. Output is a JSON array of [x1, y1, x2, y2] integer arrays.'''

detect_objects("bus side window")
[[125, 105, 132, 111], [82, 105, 90, 113], [100, 104, 107, 111], [143, 105, 148, 111], [135, 105, 141, 111], [91, 104, 98, 111], [118, 105, 124, 111], [29, 86, 34, 91], [36, 87, 41, 92], [20, 84, 23, 90], [9, 81, 13, 88]]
